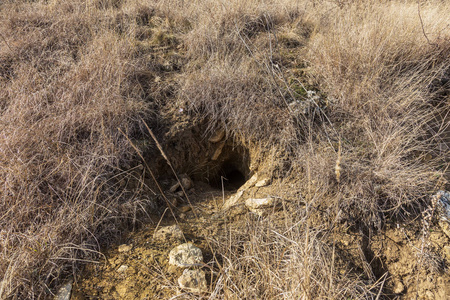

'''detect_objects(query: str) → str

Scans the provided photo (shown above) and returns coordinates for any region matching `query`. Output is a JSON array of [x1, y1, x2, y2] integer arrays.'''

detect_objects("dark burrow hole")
[[202, 143, 251, 191], [210, 159, 248, 191], [154, 125, 251, 192]]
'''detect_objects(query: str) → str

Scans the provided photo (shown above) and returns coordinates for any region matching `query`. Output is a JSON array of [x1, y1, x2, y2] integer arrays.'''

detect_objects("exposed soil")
[[372, 226, 450, 299], [70, 176, 450, 299], [71, 182, 246, 300]]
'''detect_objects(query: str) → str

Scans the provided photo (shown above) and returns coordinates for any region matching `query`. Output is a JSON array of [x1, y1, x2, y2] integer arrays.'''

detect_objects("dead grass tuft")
[[212, 212, 375, 299]]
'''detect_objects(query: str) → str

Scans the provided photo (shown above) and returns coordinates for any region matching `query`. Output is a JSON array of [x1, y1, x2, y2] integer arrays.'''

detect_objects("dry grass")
[[211, 210, 375, 299], [0, 0, 449, 298], [0, 1, 154, 298]]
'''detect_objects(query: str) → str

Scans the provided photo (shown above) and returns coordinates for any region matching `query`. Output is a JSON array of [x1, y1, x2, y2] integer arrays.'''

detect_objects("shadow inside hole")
[[211, 161, 247, 191]]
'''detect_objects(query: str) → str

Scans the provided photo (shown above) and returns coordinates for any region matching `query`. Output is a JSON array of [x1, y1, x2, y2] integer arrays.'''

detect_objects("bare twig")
[[118, 127, 187, 243], [0, 32, 13, 52], [417, 1, 437, 47]]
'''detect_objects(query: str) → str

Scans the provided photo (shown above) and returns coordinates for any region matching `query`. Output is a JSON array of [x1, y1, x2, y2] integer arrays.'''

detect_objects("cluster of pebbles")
[[155, 225, 207, 293]]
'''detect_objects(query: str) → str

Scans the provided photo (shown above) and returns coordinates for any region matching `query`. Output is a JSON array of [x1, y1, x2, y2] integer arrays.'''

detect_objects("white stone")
[[117, 265, 128, 273], [393, 280, 404, 294], [169, 243, 203, 267], [54, 281, 72, 300], [178, 269, 207, 293], [255, 178, 270, 187], [223, 173, 258, 209], [208, 129, 225, 143], [241, 173, 258, 190], [224, 190, 244, 209], [245, 197, 280, 216], [154, 225, 184, 241], [118, 244, 132, 253], [211, 141, 226, 160]]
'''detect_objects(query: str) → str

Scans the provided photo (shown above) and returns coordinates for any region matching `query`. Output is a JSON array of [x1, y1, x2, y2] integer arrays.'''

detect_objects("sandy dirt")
[[72, 178, 450, 299]]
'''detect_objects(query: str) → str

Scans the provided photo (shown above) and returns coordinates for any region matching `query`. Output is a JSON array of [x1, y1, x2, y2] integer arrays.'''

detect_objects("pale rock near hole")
[[211, 141, 226, 161], [255, 178, 270, 187], [169, 174, 193, 193], [54, 281, 72, 300], [169, 243, 203, 267], [118, 244, 132, 253], [208, 129, 225, 143], [224, 173, 258, 209], [154, 225, 184, 241], [178, 269, 207, 293], [245, 197, 280, 216], [393, 280, 404, 294]]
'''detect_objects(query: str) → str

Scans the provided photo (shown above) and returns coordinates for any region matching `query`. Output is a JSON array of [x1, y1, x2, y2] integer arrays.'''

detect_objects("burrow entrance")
[[208, 146, 250, 191], [156, 125, 252, 192]]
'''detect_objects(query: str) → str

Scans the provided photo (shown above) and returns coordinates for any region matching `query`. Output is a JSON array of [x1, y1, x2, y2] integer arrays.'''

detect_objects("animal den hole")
[[211, 160, 249, 191]]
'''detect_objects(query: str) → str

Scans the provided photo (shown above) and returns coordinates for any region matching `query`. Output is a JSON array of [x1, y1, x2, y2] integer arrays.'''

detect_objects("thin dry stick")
[[335, 138, 342, 183], [140, 119, 225, 279], [0, 33, 13, 52], [221, 176, 227, 205], [153, 207, 169, 240], [141, 118, 199, 219], [118, 128, 187, 243], [417, 1, 436, 47]]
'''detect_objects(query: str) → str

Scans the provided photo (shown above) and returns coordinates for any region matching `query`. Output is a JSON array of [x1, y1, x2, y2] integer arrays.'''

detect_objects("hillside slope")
[[0, 0, 449, 299]]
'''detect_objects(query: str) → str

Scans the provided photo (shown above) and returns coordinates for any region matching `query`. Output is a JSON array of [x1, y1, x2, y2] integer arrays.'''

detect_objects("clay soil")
[[72, 179, 450, 299], [71, 182, 242, 300]]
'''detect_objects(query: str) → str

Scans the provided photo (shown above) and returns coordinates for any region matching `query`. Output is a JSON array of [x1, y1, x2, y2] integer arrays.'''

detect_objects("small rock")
[[224, 190, 244, 209], [241, 173, 258, 190], [118, 244, 132, 253], [211, 141, 226, 160], [245, 197, 281, 216], [180, 174, 193, 190], [444, 246, 450, 260], [169, 243, 203, 267], [115, 282, 129, 298], [179, 205, 191, 213], [169, 182, 181, 193], [117, 265, 128, 273], [393, 280, 404, 294], [178, 269, 207, 293], [154, 225, 184, 241], [223, 174, 259, 209], [54, 281, 72, 300], [169, 175, 193, 193], [434, 191, 450, 239], [208, 129, 225, 143], [255, 178, 270, 187]]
